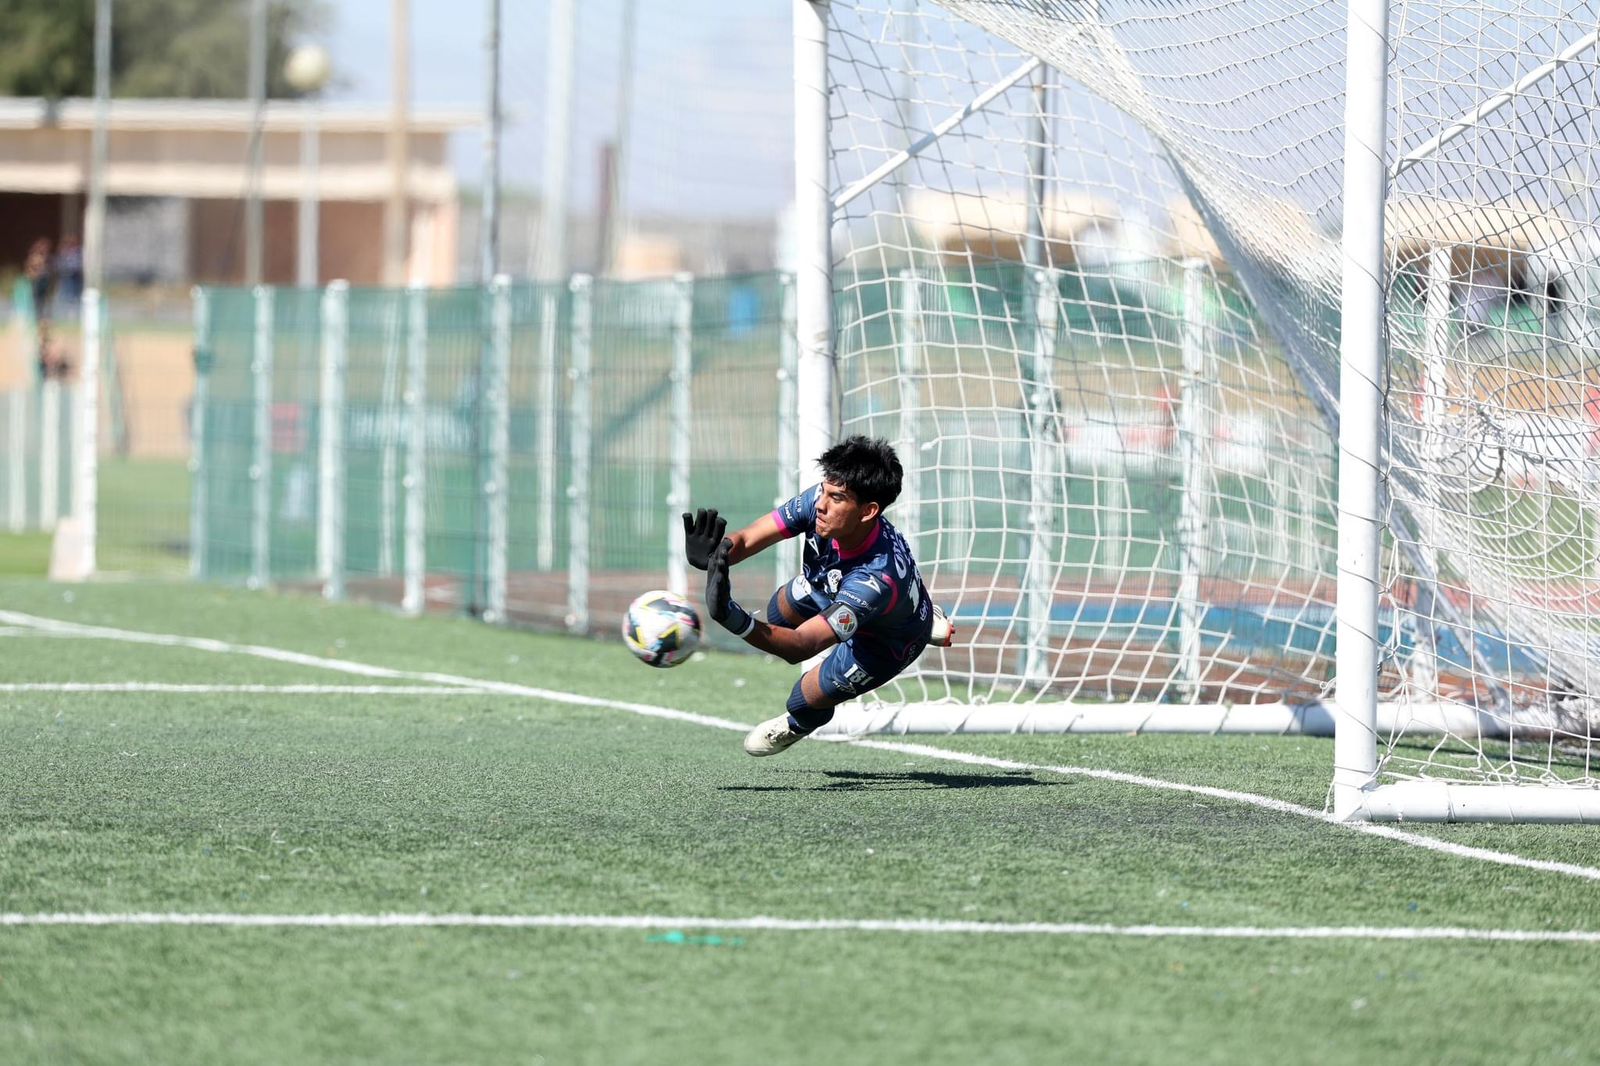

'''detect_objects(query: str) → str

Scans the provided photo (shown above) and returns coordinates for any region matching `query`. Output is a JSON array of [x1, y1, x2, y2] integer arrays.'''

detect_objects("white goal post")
[[794, 0, 1600, 822]]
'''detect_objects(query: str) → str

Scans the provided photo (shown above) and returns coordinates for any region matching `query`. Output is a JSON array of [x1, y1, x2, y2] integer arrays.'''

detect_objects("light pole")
[[85, 0, 111, 293], [245, 0, 266, 285], [481, 0, 500, 282], [386, 0, 411, 285], [285, 44, 332, 288], [535, 0, 575, 280]]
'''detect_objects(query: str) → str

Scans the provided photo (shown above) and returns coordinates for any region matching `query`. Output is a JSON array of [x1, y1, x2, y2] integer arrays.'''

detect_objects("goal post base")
[[816, 700, 1519, 738], [48, 516, 93, 583], [1355, 782, 1600, 824], [819, 701, 1600, 822]]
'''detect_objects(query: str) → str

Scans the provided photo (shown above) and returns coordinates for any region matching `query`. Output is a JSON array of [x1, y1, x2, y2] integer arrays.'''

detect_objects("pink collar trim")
[[833, 520, 882, 560]]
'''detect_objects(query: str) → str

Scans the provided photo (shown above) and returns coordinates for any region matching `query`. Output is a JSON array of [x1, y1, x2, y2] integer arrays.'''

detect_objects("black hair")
[[818, 435, 902, 510]]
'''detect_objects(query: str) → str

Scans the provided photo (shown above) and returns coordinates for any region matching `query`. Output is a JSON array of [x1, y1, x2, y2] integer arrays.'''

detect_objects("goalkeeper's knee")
[[766, 590, 792, 627]]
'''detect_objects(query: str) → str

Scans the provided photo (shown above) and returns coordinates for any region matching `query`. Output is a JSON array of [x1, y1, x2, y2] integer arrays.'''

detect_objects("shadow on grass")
[[721, 768, 1065, 793]]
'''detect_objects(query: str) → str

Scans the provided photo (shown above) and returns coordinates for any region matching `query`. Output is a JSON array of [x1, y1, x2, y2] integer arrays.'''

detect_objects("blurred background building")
[[0, 98, 472, 287], [0, 0, 796, 299]]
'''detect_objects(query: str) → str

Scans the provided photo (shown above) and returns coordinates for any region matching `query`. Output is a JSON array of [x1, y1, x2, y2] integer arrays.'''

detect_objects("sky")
[[319, 0, 796, 220]]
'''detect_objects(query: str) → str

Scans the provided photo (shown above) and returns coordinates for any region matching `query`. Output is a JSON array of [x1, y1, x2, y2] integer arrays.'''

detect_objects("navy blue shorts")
[[769, 581, 928, 703]]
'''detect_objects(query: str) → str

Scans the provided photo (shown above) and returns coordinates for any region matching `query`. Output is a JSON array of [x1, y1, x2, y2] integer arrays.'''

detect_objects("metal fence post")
[[1021, 266, 1061, 687], [1176, 259, 1212, 701], [377, 293, 403, 577], [317, 280, 349, 599], [535, 287, 560, 572], [567, 273, 593, 634], [402, 285, 429, 614], [484, 274, 512, 623], [1409, 246, 1453, 700], [895, 268, 922, 552], [667, 273, 694, 597], [189, 287, 211, 579], [775, 273, 799, 585], [73, 287, 102, 577], [249, 285, 275, 590]]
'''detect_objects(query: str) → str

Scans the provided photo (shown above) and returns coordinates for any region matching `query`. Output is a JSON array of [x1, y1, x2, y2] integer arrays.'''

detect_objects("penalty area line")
[[2, 912, 1600, 943], [2, 608, 1599, 882]]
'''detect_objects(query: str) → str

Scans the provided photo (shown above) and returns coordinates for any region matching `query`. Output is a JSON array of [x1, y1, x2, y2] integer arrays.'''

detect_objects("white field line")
[[0, 610, 746, 734], [3, 608, 1599, 883], [3, 911, 1600, 943], [0, 683, 495, 695]]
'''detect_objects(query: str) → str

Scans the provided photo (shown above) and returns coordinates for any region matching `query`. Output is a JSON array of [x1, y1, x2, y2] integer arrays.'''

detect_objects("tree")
[[0, 0, 330, 100], [0, 1, 93, 97]]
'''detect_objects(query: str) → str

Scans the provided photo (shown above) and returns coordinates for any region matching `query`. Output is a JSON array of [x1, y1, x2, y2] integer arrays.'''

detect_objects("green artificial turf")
[[1, 579, 1598, 1065], [0, 533, 51, 576]]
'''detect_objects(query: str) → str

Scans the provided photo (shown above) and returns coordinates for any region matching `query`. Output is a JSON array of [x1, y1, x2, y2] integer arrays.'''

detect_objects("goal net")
[[811, 0, 1600, 818]]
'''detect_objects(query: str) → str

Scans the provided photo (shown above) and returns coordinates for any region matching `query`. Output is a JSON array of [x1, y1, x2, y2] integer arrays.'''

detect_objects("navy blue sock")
[[785, 678, 834, 734], [765, 590, 791, 626]]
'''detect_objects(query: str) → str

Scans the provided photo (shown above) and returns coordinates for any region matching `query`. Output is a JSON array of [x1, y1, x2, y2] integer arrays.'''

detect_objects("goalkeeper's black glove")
[[682, 508, 727, 571], [706, 538, 754, 638]]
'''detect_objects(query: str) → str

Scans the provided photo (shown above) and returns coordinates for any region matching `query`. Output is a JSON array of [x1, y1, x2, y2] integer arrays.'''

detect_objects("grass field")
[[3, 579, 1599, 1065]]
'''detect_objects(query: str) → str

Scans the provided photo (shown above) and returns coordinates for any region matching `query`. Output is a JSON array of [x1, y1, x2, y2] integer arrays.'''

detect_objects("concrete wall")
[[186, 198, 454, 286]]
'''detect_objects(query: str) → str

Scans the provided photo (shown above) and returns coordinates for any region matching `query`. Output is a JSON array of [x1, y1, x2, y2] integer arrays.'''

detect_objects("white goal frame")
[[791, 0, 1600, 823]]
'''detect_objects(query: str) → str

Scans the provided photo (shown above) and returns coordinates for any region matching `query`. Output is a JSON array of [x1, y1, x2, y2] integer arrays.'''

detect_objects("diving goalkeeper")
[[683, 435, 953, 757]]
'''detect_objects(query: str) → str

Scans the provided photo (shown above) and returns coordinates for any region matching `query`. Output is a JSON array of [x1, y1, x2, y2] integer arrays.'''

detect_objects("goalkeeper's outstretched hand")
[[705, 537, 734, 624], [705, 538, 754, 637], [682, 508, 727, 571]]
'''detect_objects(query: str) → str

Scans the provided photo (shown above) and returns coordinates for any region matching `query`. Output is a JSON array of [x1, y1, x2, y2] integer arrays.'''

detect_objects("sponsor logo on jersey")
[[861, 574, 881, 594], [838, 588, 871, 611]]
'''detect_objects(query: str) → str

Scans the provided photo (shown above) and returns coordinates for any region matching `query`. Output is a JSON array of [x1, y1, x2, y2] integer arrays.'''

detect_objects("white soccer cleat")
[[744, 714, 807, 757], [929, 604, 956, 648]]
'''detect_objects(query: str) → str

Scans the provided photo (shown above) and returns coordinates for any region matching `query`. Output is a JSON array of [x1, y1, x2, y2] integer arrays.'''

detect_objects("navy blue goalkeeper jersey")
[[771, 484, 934, 661]]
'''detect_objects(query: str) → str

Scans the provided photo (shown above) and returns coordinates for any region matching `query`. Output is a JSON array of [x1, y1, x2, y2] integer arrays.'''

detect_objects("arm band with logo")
[[717, 599, 757, 639]]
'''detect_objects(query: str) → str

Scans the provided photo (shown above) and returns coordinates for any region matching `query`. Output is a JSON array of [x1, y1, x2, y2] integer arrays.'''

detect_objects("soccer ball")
[[621, 590, 703, 668]]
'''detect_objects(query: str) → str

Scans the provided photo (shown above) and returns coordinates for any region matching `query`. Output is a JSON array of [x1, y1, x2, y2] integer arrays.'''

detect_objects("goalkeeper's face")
[[814, 479, 880, 541]]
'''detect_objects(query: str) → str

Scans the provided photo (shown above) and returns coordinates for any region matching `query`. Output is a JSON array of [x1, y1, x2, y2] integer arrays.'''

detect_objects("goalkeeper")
[[683, 435, 953, 757]]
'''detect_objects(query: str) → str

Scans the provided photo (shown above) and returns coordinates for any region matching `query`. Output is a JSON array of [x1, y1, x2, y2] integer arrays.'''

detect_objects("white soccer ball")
[[621, 590, 703, 668]]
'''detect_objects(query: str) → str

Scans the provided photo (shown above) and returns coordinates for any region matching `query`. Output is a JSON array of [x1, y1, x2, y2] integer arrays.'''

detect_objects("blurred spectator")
[[728, 280, 760, 338], [55, 236, 84, 312], [36, 322, 73, 382], [24, 237, 53, 321]]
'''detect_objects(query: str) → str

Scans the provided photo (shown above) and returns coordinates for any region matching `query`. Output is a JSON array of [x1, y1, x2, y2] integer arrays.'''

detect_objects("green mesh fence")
[[189, 274, 797, 640]]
